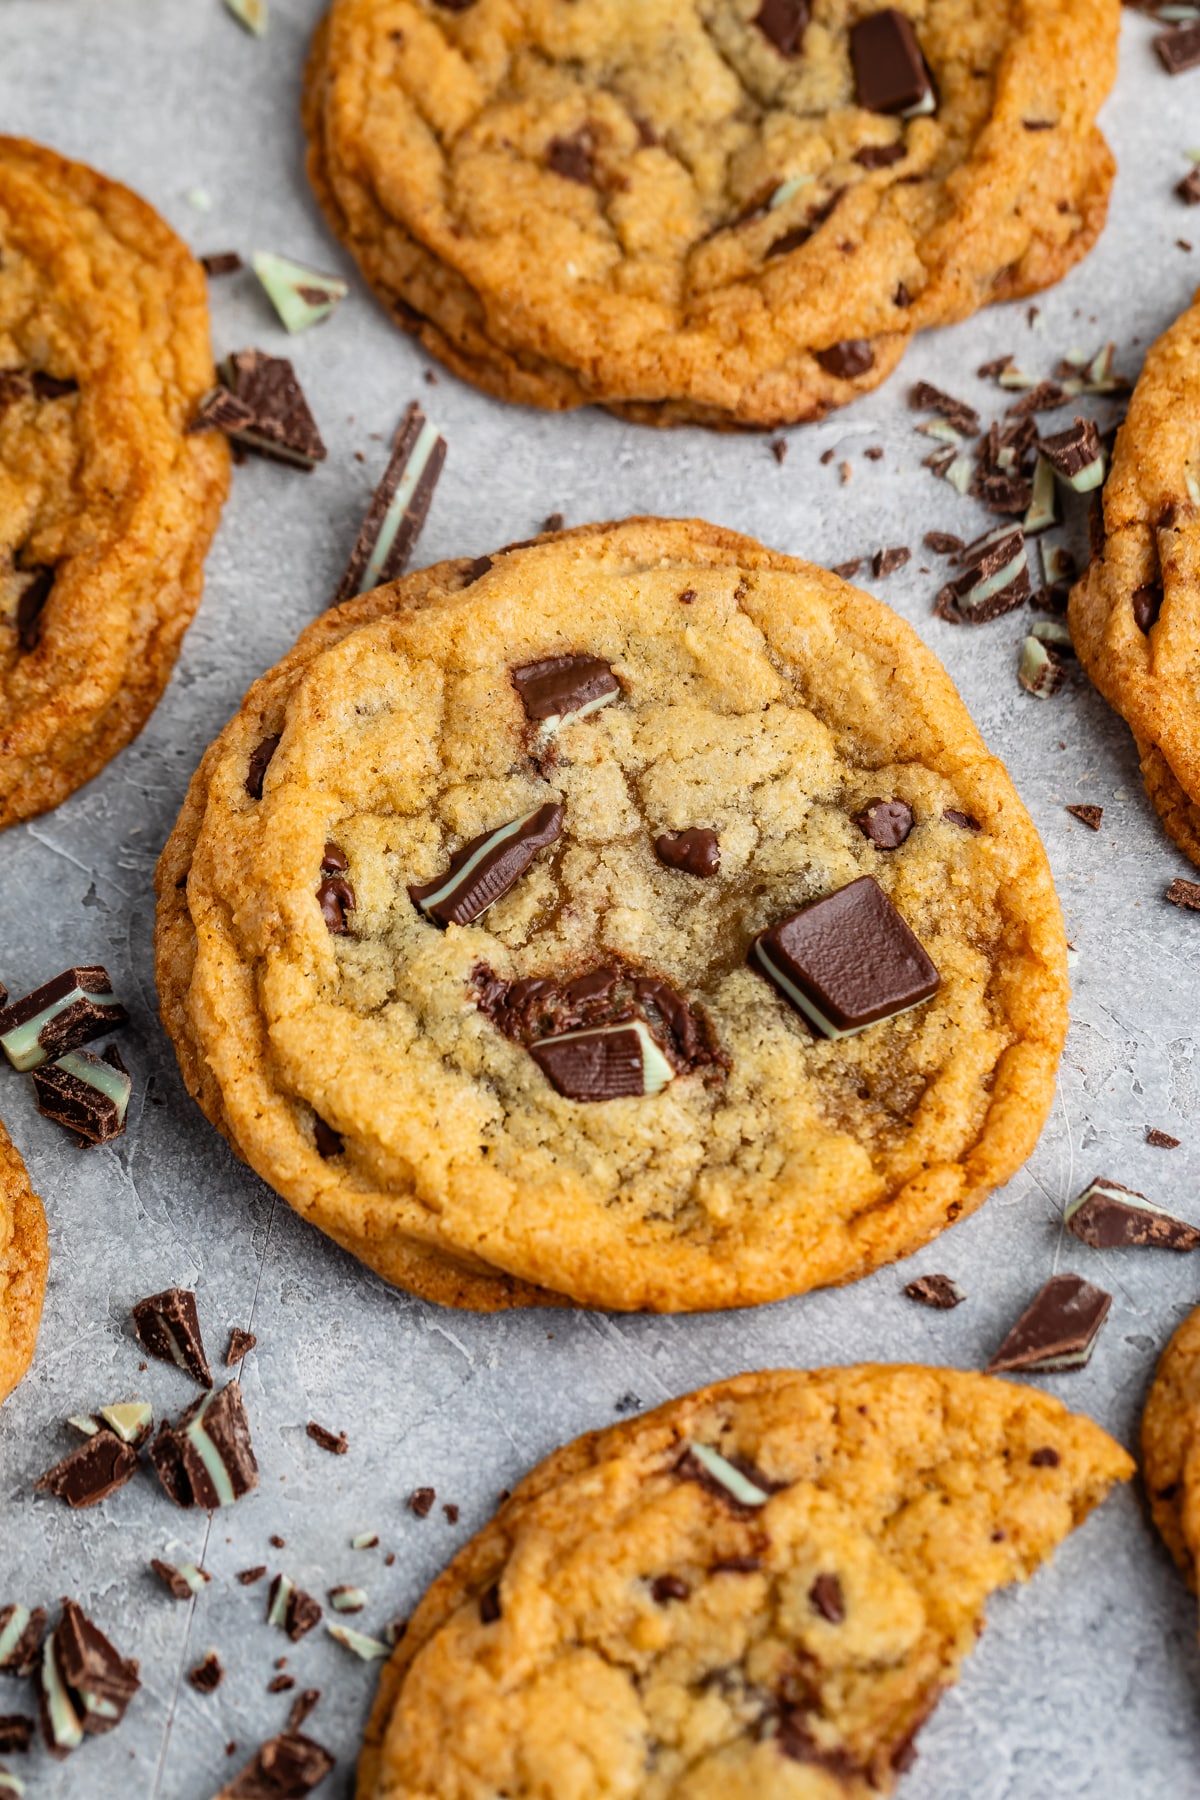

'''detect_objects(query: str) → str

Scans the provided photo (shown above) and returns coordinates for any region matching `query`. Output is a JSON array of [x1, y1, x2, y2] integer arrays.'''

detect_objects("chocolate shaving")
[[0, 1718, 32, 1755]]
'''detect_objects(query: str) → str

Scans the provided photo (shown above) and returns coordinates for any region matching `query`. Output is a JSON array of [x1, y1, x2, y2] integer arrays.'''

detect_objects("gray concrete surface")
[[2, 4, 1200, 1795]]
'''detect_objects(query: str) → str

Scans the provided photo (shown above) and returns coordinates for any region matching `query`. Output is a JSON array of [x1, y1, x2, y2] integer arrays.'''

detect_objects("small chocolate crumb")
[[542, 511, 565, 533], [409, 1487, 436, 1518], [904, 1273, 964, 1310], [678, 587, 697, 604], [189, 1653, 224, 1694], [201, 252, 243, 277], [226, 1328, 257, 1366], [267, 1674, 295, 1694], [1147, 1128, 1181, 1149], [306, 1421, 348, 1456], [288, 1691, 321, 1733], [442, 1503, 460, 1523], [0, 1717, 33, 1755], [271, 1535, 286, 1549], [545, 128, 597, 186], [1066, 804, 1103, 830], [830, 558, 863, 580], [770, 437, 788, 464], [872, 545, 910, 578], [238, 1567, 268, 1586], [1167, 878, 1200, 912]]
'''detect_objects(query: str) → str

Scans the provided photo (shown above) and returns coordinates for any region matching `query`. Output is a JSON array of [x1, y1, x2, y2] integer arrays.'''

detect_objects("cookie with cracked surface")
[[155, 518, 1068, 1313], [1142, 1304, 1200, 1587], [1070, 288, 1200, 865], [303, 0, 1118, 427], [0, 137, 229, 830], [356, 1364, 1132, 1799], [0, 1115, 48, 1406]]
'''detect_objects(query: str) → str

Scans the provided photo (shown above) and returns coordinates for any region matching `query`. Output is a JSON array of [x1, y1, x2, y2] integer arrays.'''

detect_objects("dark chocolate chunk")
[[227, 1328, 257, 1365], [316, 876, 355, 935], [0, 1608, 44, 1677], [530, 1020, 673, 1101], [313, 1117, 343, 1159], [1148, 1127, 1181, 1148], [854, 798, 913, 849], [872, 545, 910, 578], [854, 142, 906, 168], [199, 351, 327, 470], [1166, 878, 1200, 912], [479, 1584, 502, 1624], [409, 803, 564, 926], [924, 531, 964, 555], [545, 129, 596, 186], [1065, 1177, 1200, 1251], [809, 1573, 845, 1623], [201, 252, 244, 276], [1132, 583, 1163, 632], [306, 1421, 348, 1456], [238, 1567, 268, 1586], [512, 654, 619, 724], [132, 1289, 212, 1387], [333, 402, 446, 603], [943, 809, 981, 831], [15, 565, 54, 652], [189, 1653, 224, 1693], [33, 1050, 130, 1145], [1030, 1446, 1060, 1467], [985, 1273, 1111, 1373], [748, 876, 939, 1039], [1066, 804, 1103, 830], [217, 1729, 335, 1799], [1178, 168, 1200, 205], [850, 9, 934, 115], [654, 828, 720, 878], [904, 1273, 964, 1309], [246, 734, 281, 799], [0, 965, 126, 1071], [40, 1599, 140, 1752], [1156, 22, 1200, 74], [1037, 417, 1105, 491], [268, 1578, 322, 1643], [815, 339, 875, 380], [753, 0, 808, 55], [910, 382, 979, 436], [150, 1383, 259, 1508], [34, 1434, 138, 1509], [651, 1575, 690, 1604], [409, 1487, 436, 1518]]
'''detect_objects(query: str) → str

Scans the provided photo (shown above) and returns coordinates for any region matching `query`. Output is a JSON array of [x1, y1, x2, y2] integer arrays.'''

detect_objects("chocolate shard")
[[1131, 583, 1163, 633], [985, 1273, 1112, 1373], [132, 1289, 213, 1387], [1037, 417, 1106, 492], [306, 1421, 348, 1456], [530, 1020, 674, 1102], [1005, 379, 1067, 419], [904, 1273, 965, 1309], [850, 9, 934, 115], [33, 1050, 131, 1145], [809, 1573, 845, 1623], [202, 351, 327, 470], [35, 1435, 139, 1510], [217, 1729, 335, 1799], [1167, 877, 1200, 912], [1066, 804, 1103, 830], [409, 802, 564, 927], [0, 966, 126, 1072], [1147, 1127, 1181, 1149], [854, 798, 913, 849], [150, 1384, 259, 1509], [227, 1328, 257, 1366], [246, 733, 282, 799], [201, 251, 244, 276], [815, 339, 874, 380], [512, 655, 619, 725], [1156, 22, 1200, 75], [0, 1607, 45, 1677], [830, 558, 863, 580], [0, 1717, 32, 1754], [748, 876, 939, 1039], [654, 828, 721, 877], [40, 1599, 140, 1751], [1065, 1177, 1200, 1251], [334, 402, 446, 603], [267, 1577, 322, 1643], [934, 525, 1029, 624], [872, 545, 910, 578], [151, 1559, 211, 1601], [910, 382, 980, 436], [188, 1652, 224, 1693], [238, 1567, 268, 1586], [753, 0, 808, 54]]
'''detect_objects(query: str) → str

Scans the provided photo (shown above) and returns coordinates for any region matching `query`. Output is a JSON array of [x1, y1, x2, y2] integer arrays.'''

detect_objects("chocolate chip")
[[189, 1653, 224, 1693], [854, 798, 913, 849], [1065, 1176, 1199, 1250], [815, 339, 874, 380], [910, 382, 980, 436], [306, 1421, 348, 1456], [1156, 22, 1200, 74], [943, 809, 981, 831], [1147, 1127, 1181, 1148], [133, 1289, 212, 1387], [650, 1575, 690, 1603], [32, 373, 78, 401], [924, 531, 964, 555], [0, 1718, 32, 1755], [1066, 804, 1103, 830], [749, 876, 939, 1039], [1132, 583, 1163, 632], [545, 129, 596, 186], [33, 1431, 140, 1510], [1166, 878, 1200, 912], [246, 735, 281, 799], [201, 252, 244, 276], [15, 566, 54, 652], [854, 142, 906, 168], [809, 1573, 845, 1623], [753, 0, 808, 55], [1006, 380, 1067, 419], [317, 875, 356, 934], [227, 1328, 257, 1366], [985, 1274, 1112, 1373], [851, 9, 933, 115], [313, 1117, 343, 1159], [512, 654, 619, 723], [334, 401, 446, 603], [654, 828, 720, 878], [479, 1584, 502, 1624], [872, 545, 910, 578], [219, 1730, 335, 1798], [409, 1486, 436, 1518], [409, 802, 564, 926], [904, 1273, 964, 1309], [238, 1567, 268, 1586], [710, 1554, 763, 1574]]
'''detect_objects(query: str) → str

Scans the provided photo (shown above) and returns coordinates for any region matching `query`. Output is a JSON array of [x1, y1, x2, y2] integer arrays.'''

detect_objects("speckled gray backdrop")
[[2, 4, 1200, 1796]]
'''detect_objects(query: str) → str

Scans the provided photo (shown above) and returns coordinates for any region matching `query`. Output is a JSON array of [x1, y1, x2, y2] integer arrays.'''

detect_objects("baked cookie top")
[[357, 1365, 1132, 1799], [1070, 288, 1200, 849], [0, 1114, 48, 1407], [0, 136, 229, 830], [305, 0, 1118, 424], [1141, 1303, 1200, 1588], [156, 519, 1067, 1313]]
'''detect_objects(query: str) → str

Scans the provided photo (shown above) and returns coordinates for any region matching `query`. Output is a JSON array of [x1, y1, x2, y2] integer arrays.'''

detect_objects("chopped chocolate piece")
[[218, 1730, 335, 1799], [1018, 635, 1066, 698], [545, 128, 596, 186], [202, 350, 327, 470], [443, 1503, 459, 1523], [531, 1020, 674, 1101], [31, 374, 78, 401], [201, 251, 244, 276], [65, 1400, 151, 1447], [679, 1442, 775, 1510], [238, 1567, 268, 1586], [1065, 1177, 1200, 1251], [1023, 456, 1059, 535], [1167, 878, 1200, 912], [1066, 804, 1103, 830], [809, 1573, 845, 1623], [1178, 168, 1200, 205], [1156, 22, 1200, 74], [227, 1328, 257, 1366], [830, 558, 863, 580], [1005, 379, 1067, 418], [1148, 1128, 1181, 1148], [268, 1577, 322, 1643], [252, 253, 347, 335], [328, 1587, 367, 1614], [40, 1599, 140, 1750], [268, 1676, 295, 1694], [654, 828, 721, 877], [409, 802, 563, 927], [935, 525, 1030, 624], [814, 339, 875, 380], [306, 1421, 348, 1456], [479, 1584, 502, 1624], [512, 654, 619, 725], [542, 511, 565, 532], [854, 142, 906, 167], [854, 798, 913, 849], [910, 382, 979, 436], [651, 1575, 690, 1604], [0, 1719, 31, 1755], [0, 1609, 44, 1678], [189, 1653, 224, 1693], [272, 1536, 286, 1549], [15, 566, 54, 652], [327, 1624, 389, 1660], [0, 966, 126, 1071], [409, 1486, 436, 1518], [34, 1050, 130, 1145], [753, 0, 808, 55], [769, 438, 788, 463], [313, 1117, 343, 1159], [749, 876, 939, 1039], [1132, 583, 1163, 632], [943, 809, 981, 832], [316, 876, 355, 935], [150, 1383, 259, 1508], [151, 1560, 211, 1600], [904, 1273, 965, 1309], [287, 1692, 321, 1733], [850, 9, 934, 115], [986, 1274, 1112, 1373], [246, 734, 281, 799], [35, 1433, 138, 1510], [475, 960, 722, 1079], [872, 545, 910, 578], [334, 402, 446, 602], [1038, 417, 1106, 492], [133, 1289, 212, 1387]]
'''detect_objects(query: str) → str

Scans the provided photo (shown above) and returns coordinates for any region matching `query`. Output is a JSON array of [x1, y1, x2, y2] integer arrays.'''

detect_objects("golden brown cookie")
[[304, 0, 1118, 427], [0, 1114, 48, 1407], [0, 137, 229, 830], [1070, 289, 1200, 865], [357, 1364, 1132, 1799], [155, 518, 1068, 1313], [1141, 1304, 1200, 1587]]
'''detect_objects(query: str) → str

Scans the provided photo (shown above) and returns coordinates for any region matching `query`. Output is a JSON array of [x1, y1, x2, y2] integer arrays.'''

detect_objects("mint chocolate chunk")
[[334, 402, 446, 603], [854, 798, 913, 849], [268, 1576, 322, 1643], [986, 1274, 1111, 1373], [409, 803, 563, 926], [904, 1273, 964, 1309], [37, 1600, 140, 1755], [0, 1608, 44, 1678], [0, 966, 126, 1071], [654, 828, 720, 877], [149, 1384, 258, 1509], [753, 0, 808, 55], [1037, 417, 1106, 492], [851, 9, 934, 115], [1156, 22, 1200, 75], [252, 253, 347, 335], [132, 1289, 212, 1387], [33, 1050, 130, 1144], [910, 382, 979, 437], [34, 1434, 138, 1510], [152, 1560, 212, 1601], [0, 1718, 31, 1755], [193, 350, 326, 470], [1065, 1177, 1200, 1251], [748, 876, 939, 1039], [512, 654, 619, 725], [934, 526, 1029, 624], [531, 1021, 673, 1101], [217, 1729, 334, 1798]]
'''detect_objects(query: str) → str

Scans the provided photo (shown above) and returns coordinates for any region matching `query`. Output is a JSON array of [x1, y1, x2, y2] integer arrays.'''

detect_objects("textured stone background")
[[3, 4, 1200, 1795]]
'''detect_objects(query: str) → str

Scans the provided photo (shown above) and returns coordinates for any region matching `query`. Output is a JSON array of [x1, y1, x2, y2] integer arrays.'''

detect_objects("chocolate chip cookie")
[[1069, 288, 1200, 864], [303, 0, 1118, 426], [0, 137, 229, 830], [155, 518, 1068, 1313], [0, 1114, 47, 1406], [357, 1365, 1132, 1799], [1141, 1303, 1200, 1588]]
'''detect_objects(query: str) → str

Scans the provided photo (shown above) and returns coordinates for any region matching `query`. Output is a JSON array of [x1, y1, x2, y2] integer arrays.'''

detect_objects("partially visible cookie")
[[0, 137, 229, 830], [1142, 1305, 1200, 1586], [357, 1365, 1132, 1799], [304, 0, 1118, 427], [0, 1115, 48, 1407]]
